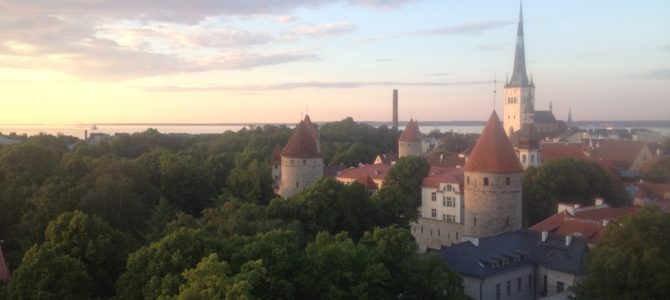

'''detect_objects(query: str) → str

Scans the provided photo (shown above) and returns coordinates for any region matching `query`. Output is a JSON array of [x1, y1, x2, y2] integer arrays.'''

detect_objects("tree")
[[225, 160, 275, 205], [144, 197, 176, 242], [43, 211, 129, 297], [523, 159, 631, 226], [382, 156, 431, 211], [201, 199, 281, 238], [159, 153, 216, 215], [8, 245, 93, 300], [572, 206, 670, 300], [116, 228, 223, 300]]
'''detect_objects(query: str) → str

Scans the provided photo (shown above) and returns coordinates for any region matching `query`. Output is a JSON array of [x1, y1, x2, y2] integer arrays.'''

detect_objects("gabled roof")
[[271, 144, 282, 164], [426, 149, 466, 168], [399, 119, 421, 142], [0, 245, 10, 283], [541, 143, 588, 161], [533, 110, 557, 124], [465, 112, 523, 173], [282, 121, 321, 158], [336, 164, 391, 182], [593, 139, 648, 170]]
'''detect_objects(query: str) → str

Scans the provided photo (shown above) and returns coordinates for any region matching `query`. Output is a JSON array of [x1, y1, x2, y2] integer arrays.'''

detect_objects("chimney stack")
[[392, 89, 399, 132], [595, 198, 604, 206]]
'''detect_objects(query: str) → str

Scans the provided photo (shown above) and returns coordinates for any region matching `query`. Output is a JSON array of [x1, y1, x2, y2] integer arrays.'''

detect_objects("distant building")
[[632, 182, 670, 213], [0, 244, 10, 283], [399, 119, 423, 158], [529, 200, 639, 245], [334, 163, 390, 194], [277, 116, 324, 199], [589, 139, 654, 176], [540, 143, 588, 162]]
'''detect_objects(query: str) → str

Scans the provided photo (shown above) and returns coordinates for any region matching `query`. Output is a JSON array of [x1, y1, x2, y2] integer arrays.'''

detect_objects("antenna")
[[493, 73, 497, 111]]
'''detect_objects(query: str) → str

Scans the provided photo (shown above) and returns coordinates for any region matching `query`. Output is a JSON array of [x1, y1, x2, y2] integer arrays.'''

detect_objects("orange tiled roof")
[[541, 143, 588, 161], [399, 119, 421, 142], [421, 166, 464, 189], [530, 205, 639, 243], [427, 149, 466, 168], [303, 114, 319, 144], [464, 112, 523, 173], [282, 121, 321, 158], [336, 164, 391, 182], [0, 245, 10, 283], [593, 139, 647, 169]]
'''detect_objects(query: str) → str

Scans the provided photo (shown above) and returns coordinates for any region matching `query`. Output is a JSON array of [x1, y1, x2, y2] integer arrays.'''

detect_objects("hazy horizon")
[[2, 0, 669, 124]]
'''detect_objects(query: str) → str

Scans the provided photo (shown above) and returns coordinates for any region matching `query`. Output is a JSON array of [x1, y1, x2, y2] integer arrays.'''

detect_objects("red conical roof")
[[399, 119, 421, 142], [282, 121, 321, 158], [464, 112, 523, 173], [271, 144, 282, 164], [0, 245, 10, 283], [303, 114, 319, 143]]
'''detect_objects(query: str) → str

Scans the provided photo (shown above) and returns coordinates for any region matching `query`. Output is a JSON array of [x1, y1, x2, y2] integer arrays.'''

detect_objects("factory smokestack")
[[392, 89, 398, 132]]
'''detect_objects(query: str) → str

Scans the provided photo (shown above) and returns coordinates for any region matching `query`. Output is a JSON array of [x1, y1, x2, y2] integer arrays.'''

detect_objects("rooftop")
[[422, 166, 464, 189], [282, 121, 321, 158], [464, 111, 523, 173], [399, 119, 421, 142], [541, 143, 588, 161]]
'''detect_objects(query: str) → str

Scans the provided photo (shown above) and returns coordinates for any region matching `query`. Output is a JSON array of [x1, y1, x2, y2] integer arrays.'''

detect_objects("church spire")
[[507, 2, 529, 87]]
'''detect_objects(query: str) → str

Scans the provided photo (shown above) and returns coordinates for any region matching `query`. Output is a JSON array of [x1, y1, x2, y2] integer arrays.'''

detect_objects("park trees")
[[572, 205, 670, 300]]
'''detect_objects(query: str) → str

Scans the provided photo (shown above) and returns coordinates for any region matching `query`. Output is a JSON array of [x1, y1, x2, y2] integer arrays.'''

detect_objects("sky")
[[1, 0, 668, 124]]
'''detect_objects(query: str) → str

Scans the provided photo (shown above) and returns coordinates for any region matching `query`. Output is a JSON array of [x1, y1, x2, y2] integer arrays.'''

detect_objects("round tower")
[[278, 121, 323, 199], [399, 119, 422, 157], [303, 114, 321, 153], [464, 112, 523, 239]]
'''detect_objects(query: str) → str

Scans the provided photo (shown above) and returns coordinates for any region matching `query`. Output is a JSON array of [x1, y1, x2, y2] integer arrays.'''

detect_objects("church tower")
[[398, 119, 422, 158], [503, 4, 535, 136], [464, 112, 523, 240], [278, 120, 323, 199]]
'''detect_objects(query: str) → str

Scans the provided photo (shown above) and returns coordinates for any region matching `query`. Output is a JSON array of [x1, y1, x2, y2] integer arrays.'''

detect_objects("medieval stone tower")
[[271, 144, 282, 188], [464, 112, 523, 239], [278, 118, 323, 199], [398, 119, 422, 158], [503, 5, 535, 136]]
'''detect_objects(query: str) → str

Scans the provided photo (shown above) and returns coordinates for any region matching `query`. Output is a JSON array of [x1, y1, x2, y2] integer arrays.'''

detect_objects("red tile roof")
[[271, 144, 282, 164], [0, 245, 10, 283], [427, 149, 466, 168], [593, 139, 647, 170], [303, 114, 319, 144], [399, 119, 421, 142], [464, 112, 523, 173], [336, 164, 391, 182], [421, 166, 464, 189], [530, 205, 639, 243], [541, 143, 588, 161], [282, 121, 321, 158], [637, 182, 670, 200]]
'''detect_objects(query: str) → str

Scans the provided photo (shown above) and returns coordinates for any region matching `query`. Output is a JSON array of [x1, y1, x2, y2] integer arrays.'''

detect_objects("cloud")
[[425, 73, 450, 77], [286, 22, 358, 38], [363, 20, 514, 42], [142, 79, 491, 92], [349, 0, 418, 10], [637, 69, 670, 80], [477, 44, 501, 51], [277, 15, 298, 23]]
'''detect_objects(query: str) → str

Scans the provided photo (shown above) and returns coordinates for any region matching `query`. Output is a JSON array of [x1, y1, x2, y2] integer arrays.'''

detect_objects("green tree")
[[8, 245, 93, 300], [159, 153, 216, 215], [144, 197, 176, 242], [523, 159, 631, 226], [116, 228, 222, 300], [43, 211, 129, 297], [201, 199, 281, 238], [572, 206, 670, 300], [225, 160, 275, 205]]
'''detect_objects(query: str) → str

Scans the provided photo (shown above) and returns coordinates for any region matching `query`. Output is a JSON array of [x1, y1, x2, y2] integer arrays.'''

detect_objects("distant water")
[[0, 123, 667, 140]]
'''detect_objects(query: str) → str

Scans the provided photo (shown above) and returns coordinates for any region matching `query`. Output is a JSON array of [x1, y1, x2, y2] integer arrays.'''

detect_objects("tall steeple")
[[507, 3, 530, 87]]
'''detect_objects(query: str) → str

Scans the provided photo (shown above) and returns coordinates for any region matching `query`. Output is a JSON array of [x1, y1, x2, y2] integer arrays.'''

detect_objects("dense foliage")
[[0, 121, 466, 299], [571, 206, 670, 300], [523, 159, 631, 226]]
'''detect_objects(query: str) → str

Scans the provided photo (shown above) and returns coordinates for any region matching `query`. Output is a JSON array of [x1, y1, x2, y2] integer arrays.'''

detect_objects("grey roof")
[[506, 5, 531, 88], [533, 110, 557, 124], [439, 230, 588, 279]]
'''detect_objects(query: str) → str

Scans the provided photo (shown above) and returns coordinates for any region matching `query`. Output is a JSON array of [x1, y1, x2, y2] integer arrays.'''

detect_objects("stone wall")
[[411, 218, 464, 252], [464, 171, 522, 238], [278, 156, 323, 199], [399, 141, 422, 158]]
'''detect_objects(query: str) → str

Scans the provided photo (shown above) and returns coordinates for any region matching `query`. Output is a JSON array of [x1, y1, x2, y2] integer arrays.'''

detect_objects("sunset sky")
[[1, 0, 668, 124]]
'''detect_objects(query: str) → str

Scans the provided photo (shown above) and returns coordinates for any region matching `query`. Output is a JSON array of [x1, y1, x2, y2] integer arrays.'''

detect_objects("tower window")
[[522, 154, 527, 163], [474, 216, 477, 226], [296, 182, 299, 188], [303, 159, 306, 165], [506, 177, 511, 186], [467, 176, 470, 185], [483, 177, 489, 186]]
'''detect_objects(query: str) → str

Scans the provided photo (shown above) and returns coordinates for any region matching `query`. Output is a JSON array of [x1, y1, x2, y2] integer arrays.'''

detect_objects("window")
[[443, 214, 447, 221], [530, 154, 535, 163], [467, 176, 470, 185], [456, 232, 459, 240], [438, 229, 441, 236], [557, 281, 565, 293], [431, 192, 437, 201], [442, 198, 447, 207], [296, 182, 299, 188], [474, 216, 477, 226], [507, 280, 511, 296], [303, 159, 306, 165], [522, 154, 527, 163], [431, 209, 437, 218], [447, 198, 454, 207], [446, 215, 454, 223], [496, 284, 501, 299], [518, 277, 522, 292], [483, 177, 489, 186], [506, 177, 511, 186], [447, 185, 453, 191], [274, 165, 278, 169], [528, 275, 533, 289]]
